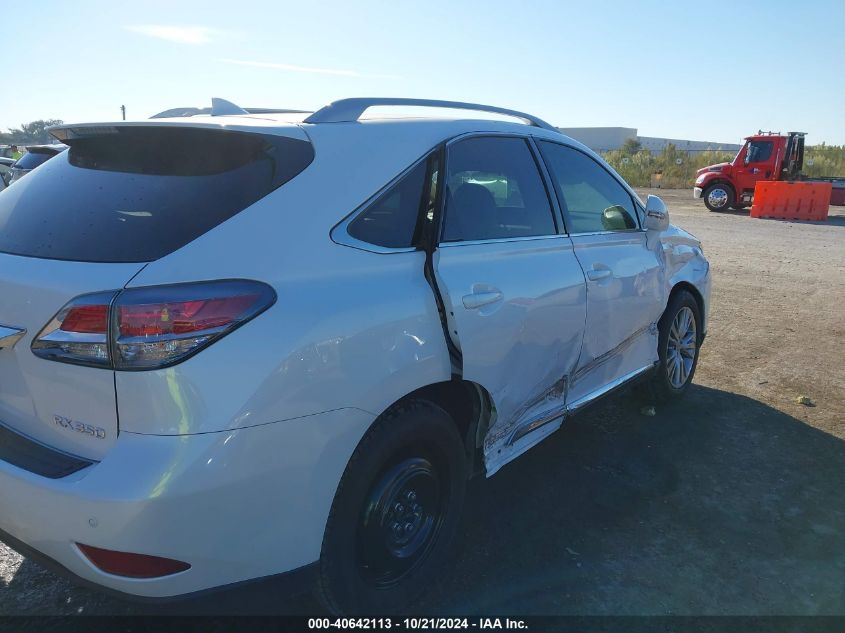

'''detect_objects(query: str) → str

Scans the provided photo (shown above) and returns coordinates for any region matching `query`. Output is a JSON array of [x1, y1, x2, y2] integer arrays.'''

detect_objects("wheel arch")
[[669, 281, 706, 342], [704, 179, 736, 196], [370, 379, 493, 478]]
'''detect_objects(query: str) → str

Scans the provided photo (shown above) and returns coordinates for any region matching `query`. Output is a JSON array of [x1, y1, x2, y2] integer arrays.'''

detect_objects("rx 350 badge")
[[54, 415, 106, 440]]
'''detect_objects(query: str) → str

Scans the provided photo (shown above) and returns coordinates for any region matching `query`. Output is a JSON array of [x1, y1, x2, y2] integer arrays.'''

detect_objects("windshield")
[[13, 150, 60, 170]]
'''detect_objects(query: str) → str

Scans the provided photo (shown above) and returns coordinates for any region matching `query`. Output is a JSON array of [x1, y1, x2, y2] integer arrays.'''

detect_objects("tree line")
[[0, 120, 65, 145]]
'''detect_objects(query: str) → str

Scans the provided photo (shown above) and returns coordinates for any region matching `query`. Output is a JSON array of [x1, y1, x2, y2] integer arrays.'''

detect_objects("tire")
[[703, 182, 734, 212], [316, 399, 467, 615], [651, 290, 701, 402]]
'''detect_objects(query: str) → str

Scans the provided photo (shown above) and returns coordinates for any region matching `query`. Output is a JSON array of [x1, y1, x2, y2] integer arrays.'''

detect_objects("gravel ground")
[[2, 189, 844, 615]]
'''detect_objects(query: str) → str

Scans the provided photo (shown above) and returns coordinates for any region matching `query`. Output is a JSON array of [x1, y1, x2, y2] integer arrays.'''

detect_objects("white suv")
[[0, 98, 710, 613]]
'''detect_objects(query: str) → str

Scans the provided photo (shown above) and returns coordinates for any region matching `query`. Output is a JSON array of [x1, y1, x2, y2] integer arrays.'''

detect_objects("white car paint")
[[0, 104, 710, 598]]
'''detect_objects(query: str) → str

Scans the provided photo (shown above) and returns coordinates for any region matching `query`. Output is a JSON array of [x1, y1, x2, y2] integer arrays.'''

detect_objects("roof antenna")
[[211, 98, 249, 116]]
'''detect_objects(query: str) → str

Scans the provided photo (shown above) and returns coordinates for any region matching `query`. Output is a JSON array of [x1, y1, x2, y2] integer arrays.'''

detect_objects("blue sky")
[[5, 0, 844, 144]]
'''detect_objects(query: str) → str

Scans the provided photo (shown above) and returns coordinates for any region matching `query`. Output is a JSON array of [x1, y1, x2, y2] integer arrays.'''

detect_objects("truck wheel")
[[316, 399, 467, 615], [651, 290, 701, 402], [703, 183, 734, 212]]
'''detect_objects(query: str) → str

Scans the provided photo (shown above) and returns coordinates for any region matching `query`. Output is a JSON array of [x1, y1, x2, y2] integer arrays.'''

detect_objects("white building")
[[557, 127, 742, 155]]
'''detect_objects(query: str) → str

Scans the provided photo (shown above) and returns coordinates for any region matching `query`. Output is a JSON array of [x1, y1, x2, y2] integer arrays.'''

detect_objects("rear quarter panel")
[[115, 122, 459, 435]]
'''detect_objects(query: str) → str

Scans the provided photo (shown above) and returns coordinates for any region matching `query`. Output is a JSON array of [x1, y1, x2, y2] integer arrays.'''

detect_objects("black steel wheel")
[[317, 399, 467, 614]]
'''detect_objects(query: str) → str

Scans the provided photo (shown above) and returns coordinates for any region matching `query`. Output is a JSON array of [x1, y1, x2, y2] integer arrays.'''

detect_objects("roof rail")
[[303, 98, 558, 131]]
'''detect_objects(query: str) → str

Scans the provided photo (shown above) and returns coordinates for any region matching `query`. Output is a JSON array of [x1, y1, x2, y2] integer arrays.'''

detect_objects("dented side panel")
[[566, 231, 665, 404], [657, 225, 712, 334], [433, 236, 587, 470]]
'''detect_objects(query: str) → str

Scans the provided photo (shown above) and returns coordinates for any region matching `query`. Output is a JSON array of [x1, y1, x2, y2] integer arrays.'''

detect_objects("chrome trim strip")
[[439, 234, 567, 248], [568, 229, 645, 238], [566, 364, 655, 414], [0, 326, 26, 350], [570, 324, 653, 385], [505, 363, 655, 447], [507, 403, 567, 446]]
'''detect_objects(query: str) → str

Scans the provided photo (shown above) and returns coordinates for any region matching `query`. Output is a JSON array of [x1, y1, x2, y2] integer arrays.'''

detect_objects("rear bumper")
[[693, 187, 704, 199], [0, 524, 317, 604], [0, 407, 373, 598]]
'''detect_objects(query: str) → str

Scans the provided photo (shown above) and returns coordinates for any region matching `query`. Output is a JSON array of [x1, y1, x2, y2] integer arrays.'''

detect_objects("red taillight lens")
[[31, 291, 116, 368], [32, 280, 275, 370], [77, 543, 190, 578], [61, 304, 109, 334], [118, 295, 259, 337]]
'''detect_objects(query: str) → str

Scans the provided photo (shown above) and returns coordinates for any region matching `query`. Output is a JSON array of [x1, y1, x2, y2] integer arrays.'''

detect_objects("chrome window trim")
[[567, 229, 645, 238], [438, 234, 569, 249]]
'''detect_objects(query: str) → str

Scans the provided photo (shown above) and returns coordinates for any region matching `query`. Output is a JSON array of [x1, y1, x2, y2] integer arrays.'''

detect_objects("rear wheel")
[[316, 399, 467, 615], [651, 290, 701, 401], [703, 183, 734, 212]]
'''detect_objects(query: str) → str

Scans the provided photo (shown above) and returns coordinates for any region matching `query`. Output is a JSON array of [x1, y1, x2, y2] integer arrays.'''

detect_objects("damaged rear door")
[[432, 135, 587, 476]]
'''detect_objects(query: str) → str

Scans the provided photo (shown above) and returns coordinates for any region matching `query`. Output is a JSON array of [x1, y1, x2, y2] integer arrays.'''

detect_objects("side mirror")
[[601, 205, 637, 231], [644, 195, 669, 231]]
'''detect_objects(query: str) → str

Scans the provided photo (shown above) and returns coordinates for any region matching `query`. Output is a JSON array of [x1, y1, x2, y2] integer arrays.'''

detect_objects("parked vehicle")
[[694, 132, 845, 211], [0, 157, 13, 189], [0, 98, 710, 614], [7, 144, 67, 184]]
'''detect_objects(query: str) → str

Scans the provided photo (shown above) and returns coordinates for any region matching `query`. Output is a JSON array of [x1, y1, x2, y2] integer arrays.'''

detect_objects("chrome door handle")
[[462, 291, 503, 309], [586, 268, 611, 281]]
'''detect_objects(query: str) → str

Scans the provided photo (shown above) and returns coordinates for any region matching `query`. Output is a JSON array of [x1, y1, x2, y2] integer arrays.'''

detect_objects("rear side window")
[[0, 127, 314, 262], [14, 150, 59, 170], [442, 137, 555, 242], [348, 159, 428, 248]]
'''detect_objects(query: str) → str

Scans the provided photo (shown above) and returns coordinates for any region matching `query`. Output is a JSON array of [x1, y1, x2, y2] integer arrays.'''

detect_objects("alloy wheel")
[[666, 306, 697, 388]]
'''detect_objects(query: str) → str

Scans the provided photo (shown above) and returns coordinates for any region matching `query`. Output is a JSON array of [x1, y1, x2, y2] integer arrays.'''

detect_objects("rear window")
[[0, 127, 314, 262], [14, 150, 59, 170]]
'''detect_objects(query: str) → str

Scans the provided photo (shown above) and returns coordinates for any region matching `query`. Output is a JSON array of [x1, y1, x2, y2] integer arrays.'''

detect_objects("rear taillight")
[[30, 291, 115, 367], [32, 280, 275, 370]]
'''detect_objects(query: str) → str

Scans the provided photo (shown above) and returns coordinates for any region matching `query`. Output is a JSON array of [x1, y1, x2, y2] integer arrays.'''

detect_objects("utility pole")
[[120, 105, 126, 121]]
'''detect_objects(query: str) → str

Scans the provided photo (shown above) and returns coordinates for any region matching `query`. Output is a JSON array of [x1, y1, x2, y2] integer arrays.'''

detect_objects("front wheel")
[[651, 290, 701, 401], [703, 183, 734, 212], [316, 399, 467, 615]]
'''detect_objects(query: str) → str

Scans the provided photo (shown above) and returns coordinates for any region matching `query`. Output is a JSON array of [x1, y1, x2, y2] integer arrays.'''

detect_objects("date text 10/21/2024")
[[308, 618, 529, 630]]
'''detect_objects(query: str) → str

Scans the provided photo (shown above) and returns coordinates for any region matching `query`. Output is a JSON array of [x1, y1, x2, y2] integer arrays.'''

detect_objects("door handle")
[[586, 268, 611, 281], [462, 291, 503, 309]]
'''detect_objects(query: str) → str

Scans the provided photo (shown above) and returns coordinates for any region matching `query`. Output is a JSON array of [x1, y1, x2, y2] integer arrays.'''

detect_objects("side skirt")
[[484, 363, 657, 477]]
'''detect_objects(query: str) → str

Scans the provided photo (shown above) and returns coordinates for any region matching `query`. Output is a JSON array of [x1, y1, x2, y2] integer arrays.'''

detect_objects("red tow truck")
[[693, 132, 845, 211]]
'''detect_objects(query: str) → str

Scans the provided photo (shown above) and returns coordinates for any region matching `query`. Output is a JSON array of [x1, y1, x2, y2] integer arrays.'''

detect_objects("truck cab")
[[694, 133, 801, 211]]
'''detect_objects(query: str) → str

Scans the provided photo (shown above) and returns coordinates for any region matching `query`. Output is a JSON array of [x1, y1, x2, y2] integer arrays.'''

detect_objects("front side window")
[[539, 142, 638, 234], [745, 141, 773, 164], [442, 137, 555, 242]]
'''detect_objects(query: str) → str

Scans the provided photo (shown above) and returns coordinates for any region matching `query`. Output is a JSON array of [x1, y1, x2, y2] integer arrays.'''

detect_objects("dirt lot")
[[2, 189, 844, 615]]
